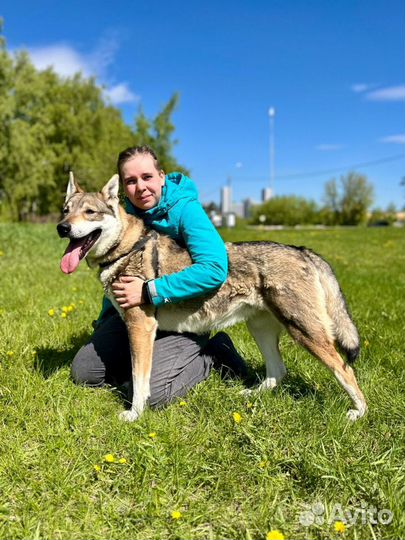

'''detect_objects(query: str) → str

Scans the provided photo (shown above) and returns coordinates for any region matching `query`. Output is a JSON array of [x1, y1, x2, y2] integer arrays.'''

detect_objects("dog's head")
[[57, 172, 121, 274]]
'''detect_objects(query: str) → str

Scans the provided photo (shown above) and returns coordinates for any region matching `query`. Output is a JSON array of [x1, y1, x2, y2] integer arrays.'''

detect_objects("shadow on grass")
[[34, 331, 92, 378], [249, 364, 325, 402]]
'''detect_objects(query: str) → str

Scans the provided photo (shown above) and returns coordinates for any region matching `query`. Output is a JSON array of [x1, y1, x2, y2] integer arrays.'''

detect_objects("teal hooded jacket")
[[98, 172, 228, 319]]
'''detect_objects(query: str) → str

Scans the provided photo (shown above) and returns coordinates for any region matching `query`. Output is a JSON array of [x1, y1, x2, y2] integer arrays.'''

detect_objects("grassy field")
[[0, 223, 404, 540]]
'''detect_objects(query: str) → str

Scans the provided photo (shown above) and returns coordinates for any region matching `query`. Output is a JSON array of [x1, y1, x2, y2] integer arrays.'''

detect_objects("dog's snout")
[[57, 222, 72, 237]]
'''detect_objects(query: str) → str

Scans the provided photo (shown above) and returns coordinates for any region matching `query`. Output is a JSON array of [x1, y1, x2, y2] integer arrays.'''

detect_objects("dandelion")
[[364, 339, 370, 348], [266, 530, 284, 540], [179, 401, 187, 406], [334, 521, 346, 534], [118, 457, 127, 464], [6, 351, 14, 357], [62, 306, 69, 313], [61, 312, 67, 319], [67, 304, 75, 312], [233, 412, 242, 423], [148, 432, 157, 438], [94, 464, 101, 472], [103, 453, 115, 463], [48, 308, 55, 317], [171, 510, 182, 520], [259, 460, 269, 468]]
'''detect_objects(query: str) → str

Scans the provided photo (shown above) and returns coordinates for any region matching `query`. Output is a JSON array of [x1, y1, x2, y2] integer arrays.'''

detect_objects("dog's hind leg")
[[119, 306, 158, 422], [288, 326, 367, 421], [245, 311, 286, 392]]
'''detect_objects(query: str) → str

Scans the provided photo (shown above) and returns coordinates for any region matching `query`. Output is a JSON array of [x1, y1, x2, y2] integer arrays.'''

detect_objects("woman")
[[71, 145, 247, 407]]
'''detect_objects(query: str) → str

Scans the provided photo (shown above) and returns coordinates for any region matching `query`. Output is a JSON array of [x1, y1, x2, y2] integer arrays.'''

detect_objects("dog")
[[57, 172, 367, 422]]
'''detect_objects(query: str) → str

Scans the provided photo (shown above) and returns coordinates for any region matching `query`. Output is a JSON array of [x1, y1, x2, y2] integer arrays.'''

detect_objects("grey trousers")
[[71, 312, 213, 408]]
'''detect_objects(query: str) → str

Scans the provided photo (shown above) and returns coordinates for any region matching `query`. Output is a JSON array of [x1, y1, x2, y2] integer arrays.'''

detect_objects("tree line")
[[0, 22, 187, 221], [251, 172, 399, 227]]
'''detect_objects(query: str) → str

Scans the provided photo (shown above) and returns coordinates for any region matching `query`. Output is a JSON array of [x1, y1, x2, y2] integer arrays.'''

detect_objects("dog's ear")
[[101, 174, 120, 201], [65, 171, 84, 202]]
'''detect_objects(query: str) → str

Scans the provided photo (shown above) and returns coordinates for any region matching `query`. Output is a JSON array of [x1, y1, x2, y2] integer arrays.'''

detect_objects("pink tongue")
[[60, 239, 86, 274]]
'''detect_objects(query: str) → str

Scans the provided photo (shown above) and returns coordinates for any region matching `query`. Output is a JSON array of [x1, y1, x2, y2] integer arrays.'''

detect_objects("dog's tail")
[[308, 251, 360, 364]]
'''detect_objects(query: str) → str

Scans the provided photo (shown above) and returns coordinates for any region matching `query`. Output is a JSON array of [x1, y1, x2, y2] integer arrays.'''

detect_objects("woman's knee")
[[71, 344, 105, 387]]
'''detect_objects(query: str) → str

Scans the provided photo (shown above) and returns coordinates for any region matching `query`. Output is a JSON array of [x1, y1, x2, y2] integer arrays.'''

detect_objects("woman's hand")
[[112, 276, 145, 309]]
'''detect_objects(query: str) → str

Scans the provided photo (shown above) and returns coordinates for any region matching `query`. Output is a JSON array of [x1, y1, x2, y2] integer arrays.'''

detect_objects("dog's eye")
[[62, 208, 69, 214], [85, 209, 96, 215]]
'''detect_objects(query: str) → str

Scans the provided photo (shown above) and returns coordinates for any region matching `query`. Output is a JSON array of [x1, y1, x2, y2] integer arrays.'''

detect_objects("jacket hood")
[[124, 172, 198, 221]]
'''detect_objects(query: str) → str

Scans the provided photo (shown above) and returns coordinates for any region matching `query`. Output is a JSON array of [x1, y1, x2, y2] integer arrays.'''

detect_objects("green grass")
[[0, 223, 404, 540]]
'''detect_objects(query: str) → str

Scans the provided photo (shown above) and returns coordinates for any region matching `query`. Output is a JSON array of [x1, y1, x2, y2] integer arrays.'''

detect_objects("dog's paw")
[[239, 388, 254, 396], [346, 409, 361, 421], [240, 377, 278, 396], [119, 409, 140, 422]]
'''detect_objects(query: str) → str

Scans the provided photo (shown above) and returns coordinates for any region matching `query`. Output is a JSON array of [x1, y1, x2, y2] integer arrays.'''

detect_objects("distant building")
[[220, 185, 232, 214], [231, 202, 245, 218], [216, 183, 273, 220], [243, 198, 258, 218], [261, 187, 273, 202]]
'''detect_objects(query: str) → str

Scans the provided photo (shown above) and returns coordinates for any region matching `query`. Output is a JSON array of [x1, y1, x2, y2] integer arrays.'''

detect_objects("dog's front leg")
[[119, 306, 157, 422]]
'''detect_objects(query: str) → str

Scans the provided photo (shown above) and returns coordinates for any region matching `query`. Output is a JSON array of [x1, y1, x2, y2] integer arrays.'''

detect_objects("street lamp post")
[[268, 107, 276, 197]]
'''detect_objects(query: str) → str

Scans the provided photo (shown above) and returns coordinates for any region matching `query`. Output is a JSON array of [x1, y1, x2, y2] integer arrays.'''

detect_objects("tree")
[[322, 178, 340, 225], [252, 195, 319, 226], [133, 94, 189, 175], [340, 172, 374, 225], [321, 172, 374, 226], [0, 22, 187, 221]]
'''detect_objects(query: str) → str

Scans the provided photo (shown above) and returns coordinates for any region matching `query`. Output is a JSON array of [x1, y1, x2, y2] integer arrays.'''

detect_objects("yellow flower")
[[94, 464, 101, 472], [259, 460, 269, 468], [233, 412, 242, 423], [67, 305, 74, 312], [148, 432, 157, 438], [62, 306, 69, 313], [61, 312, 67, 318], [179, 401, 187, 406], [266, 530, 284, 540], [104, 453, 115, 463], [171, 510, 182, 520], [118, 457, 127, 464], [247, 402, 253, 408], [334, 521, 346, 534], [6, 351, 14, 357], [364, 339, 370, 347], [48, 308, 55, 317]]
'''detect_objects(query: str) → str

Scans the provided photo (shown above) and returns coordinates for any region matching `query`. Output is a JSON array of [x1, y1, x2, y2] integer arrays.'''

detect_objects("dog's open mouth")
[[60, 230, 101, 274]]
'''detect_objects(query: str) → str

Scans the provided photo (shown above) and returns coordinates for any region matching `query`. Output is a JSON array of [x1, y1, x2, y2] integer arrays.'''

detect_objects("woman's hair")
[[116, 145, 162, 180]]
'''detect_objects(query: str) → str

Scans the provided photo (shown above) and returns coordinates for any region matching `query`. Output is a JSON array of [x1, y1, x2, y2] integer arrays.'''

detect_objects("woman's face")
[[121, 154, 165, 210]]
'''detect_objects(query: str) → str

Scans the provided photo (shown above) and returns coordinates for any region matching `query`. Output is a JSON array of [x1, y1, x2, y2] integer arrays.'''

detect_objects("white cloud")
[[315, 144, 344, 151], [104, 83, 139, 105], [19, 37, 140, 106], [380, 134, 405, 145], [28, 44, 92, 77], [351, 83, 372, 93], [366, 85, 405, 102]]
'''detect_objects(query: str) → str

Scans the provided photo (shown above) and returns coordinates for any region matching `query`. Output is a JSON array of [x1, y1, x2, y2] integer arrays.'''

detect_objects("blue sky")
[[2, 0, 404, 209]]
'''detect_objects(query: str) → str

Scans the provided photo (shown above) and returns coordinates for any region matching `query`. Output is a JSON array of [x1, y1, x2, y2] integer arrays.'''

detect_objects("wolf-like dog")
[[57, 173, 367, 422]]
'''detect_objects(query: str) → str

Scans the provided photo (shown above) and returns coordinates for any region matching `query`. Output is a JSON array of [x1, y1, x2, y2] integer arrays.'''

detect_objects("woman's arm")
[[145, 200, 228, 306]]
